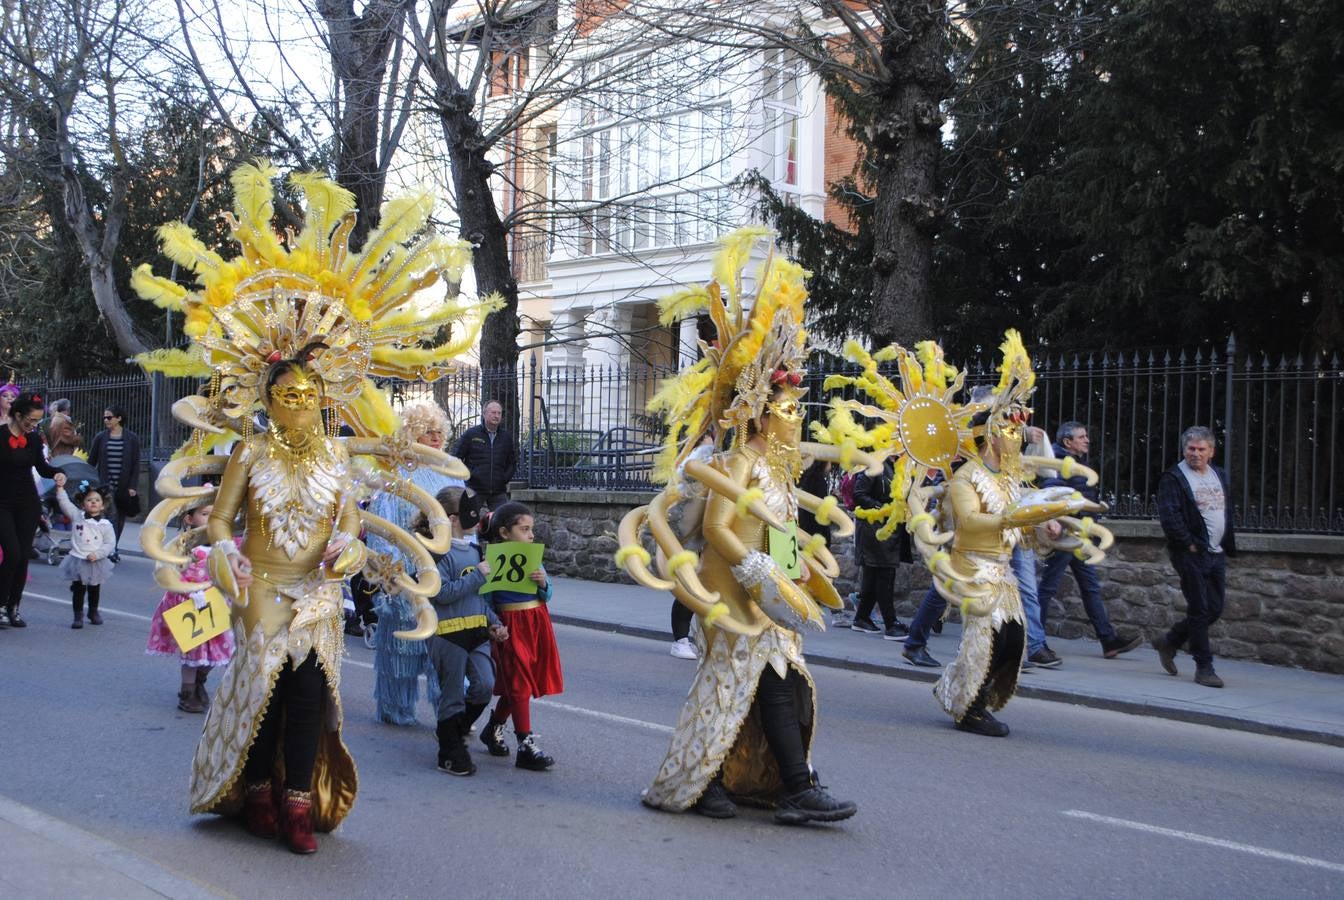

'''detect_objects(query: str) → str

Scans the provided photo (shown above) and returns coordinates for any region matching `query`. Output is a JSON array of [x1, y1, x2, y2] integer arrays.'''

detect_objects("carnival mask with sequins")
[[266, 366, 324, 431]]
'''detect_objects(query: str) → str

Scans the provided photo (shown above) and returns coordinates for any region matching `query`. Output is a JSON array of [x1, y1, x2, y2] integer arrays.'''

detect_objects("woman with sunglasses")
[[87, 405, 142, 553], [0, 392, 67, 627]]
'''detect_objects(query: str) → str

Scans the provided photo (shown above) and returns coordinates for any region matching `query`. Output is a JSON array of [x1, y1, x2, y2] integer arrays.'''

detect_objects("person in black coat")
[[1152, 425, 1237, 688], [850, 458, 912, 639], [86, 404, 142, 548], [451, 400, 517, 510], [0, 392, 67, 626]]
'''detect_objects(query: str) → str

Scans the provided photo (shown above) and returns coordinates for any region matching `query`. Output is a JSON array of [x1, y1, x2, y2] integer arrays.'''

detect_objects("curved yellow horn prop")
[[139, 497, 199, 566], [684, 460, 785, 532], [796, 490, 854, 539], [380, 474, 452, 555], [616, 506, 676, 591], [154, 564, 208, 595], [358, 510, 441, 599], [155, 456, 225, 499], [799, 440, 888, 476], [647, 490, 721, 607], [342, 437, 471, 480], [171, 395, 227, 434], [797, 528, 840, 579]]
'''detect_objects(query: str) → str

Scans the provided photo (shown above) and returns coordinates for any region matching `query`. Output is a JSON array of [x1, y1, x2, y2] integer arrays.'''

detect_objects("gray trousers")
[[426, 636, 496, 721]]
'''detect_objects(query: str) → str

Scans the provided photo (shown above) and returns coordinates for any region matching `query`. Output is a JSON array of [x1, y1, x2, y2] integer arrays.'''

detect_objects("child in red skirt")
[[478, 501, 563, 770]]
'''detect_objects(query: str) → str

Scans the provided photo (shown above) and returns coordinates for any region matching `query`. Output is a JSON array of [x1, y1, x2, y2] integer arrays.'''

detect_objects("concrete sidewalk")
[[120, 521, 1344, 747], [543, 576, 1344, 748]]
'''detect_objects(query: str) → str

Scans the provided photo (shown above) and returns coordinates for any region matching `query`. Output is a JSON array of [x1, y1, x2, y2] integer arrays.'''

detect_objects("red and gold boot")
[[243, 781, 278, 839], [282, 789, 317, 854]]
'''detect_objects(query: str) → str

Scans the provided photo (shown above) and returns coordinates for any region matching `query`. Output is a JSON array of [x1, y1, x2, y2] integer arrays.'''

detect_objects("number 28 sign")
[[479, 542, 546, 595]]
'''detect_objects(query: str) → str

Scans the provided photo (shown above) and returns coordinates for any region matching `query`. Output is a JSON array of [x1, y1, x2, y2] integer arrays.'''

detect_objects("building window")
[[763, 49, 801, 190]]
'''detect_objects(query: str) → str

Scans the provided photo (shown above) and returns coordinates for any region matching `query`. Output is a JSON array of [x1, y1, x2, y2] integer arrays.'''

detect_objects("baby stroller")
[[344, 572, 379, 649], [34, 457, 103, 567]]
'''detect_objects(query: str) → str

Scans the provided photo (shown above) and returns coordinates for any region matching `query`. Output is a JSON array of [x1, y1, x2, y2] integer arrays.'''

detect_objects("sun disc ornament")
[[898, 396, 961, 472]]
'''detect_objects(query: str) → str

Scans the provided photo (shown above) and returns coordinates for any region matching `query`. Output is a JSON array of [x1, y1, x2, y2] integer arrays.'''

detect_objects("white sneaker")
[[669, 638, 698, 660]]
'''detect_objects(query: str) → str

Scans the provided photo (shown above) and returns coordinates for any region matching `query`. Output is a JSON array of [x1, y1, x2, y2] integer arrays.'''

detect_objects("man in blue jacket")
[[1152, 426, 1236, 688], [1035, 422, 1142, 659], [452, 400, 517, 510]]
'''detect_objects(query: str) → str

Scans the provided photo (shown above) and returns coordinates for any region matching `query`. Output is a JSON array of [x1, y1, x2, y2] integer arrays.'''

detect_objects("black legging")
[[756, 666, 811, 794], [71, 582, 101, 618], [243, 651, 327, 792], [671, 599, 693, 641], [0, 501, 40, 611], [855, 565, 897, 626]]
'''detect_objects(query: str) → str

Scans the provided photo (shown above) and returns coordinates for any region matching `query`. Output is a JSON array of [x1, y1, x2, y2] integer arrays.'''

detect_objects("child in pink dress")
[[146, 496, 236, 713]]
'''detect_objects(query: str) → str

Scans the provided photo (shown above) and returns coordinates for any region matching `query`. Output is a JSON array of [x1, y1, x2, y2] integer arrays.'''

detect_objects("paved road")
[[2, 556, 1341, 898]]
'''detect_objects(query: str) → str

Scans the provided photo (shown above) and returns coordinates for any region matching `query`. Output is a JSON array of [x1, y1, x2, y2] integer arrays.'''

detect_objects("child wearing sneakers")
[[418, 487, 507, 776], [145, 494, 237, 712], [55, 479, 117, 629], [478, 501, 564, 771]]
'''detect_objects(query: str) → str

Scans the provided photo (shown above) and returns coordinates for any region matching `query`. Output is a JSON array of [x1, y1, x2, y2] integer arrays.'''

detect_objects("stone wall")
[[514, 489, 1344, 674]]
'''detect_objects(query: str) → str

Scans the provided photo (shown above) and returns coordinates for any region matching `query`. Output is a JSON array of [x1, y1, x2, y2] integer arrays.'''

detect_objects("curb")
[[549, 613, 1344, 749]]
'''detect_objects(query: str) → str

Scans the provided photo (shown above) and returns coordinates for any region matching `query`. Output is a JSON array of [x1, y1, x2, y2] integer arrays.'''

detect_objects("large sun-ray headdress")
[[647, 226, 809, 482], [814, 330, 1114, 615], [132, 160, 502, 437], [135, 161, 502, 640]]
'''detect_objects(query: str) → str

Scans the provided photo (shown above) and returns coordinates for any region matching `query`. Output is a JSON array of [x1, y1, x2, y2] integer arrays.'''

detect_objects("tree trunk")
[[316, 0, 410, 248], [867, 5, 949, 349]]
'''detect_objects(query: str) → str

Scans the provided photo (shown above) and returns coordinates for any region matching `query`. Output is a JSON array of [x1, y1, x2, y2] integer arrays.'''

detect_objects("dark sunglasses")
[[103, 414, 116, 420]]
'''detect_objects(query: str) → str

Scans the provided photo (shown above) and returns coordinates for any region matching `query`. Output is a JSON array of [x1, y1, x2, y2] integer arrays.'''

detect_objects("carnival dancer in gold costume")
[[616, 229, 877, 825], [816, 333, 1114, 737], [132, 162, 498, 852]]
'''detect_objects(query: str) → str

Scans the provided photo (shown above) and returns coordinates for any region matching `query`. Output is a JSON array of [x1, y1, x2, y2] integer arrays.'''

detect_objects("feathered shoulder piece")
[[131, 160, 502, 436], [648, 226, 808, 481]]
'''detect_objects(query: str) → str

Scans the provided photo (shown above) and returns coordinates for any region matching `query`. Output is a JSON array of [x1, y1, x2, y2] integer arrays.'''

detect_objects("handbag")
[[116, 488, 141, 518]]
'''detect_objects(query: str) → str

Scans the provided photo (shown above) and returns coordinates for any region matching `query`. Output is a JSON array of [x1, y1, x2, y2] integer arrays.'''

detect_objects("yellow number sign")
[[769, 522, 802, 579], [163, 588, 231, 653], [480, 542, 546, 595]]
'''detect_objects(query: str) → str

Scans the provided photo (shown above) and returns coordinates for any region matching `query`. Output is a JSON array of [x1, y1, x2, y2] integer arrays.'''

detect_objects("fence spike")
[[1194, 347, 1204, 364], [1178, 349, 1188, 364], [1294, 352, 1304, 370], [1279, 354, 1289, 371]]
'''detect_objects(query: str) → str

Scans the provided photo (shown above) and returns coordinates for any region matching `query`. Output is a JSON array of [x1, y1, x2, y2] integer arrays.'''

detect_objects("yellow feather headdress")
[[649, 227, 808, 482], [132, 161, 500, 436]]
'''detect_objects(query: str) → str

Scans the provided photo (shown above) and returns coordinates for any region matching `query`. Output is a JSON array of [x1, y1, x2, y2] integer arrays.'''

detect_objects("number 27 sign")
[[163, 588, 231, 652], [480, 542, 546, 595]]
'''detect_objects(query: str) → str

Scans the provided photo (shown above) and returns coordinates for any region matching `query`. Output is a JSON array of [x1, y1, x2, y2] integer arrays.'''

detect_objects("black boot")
[[479, 718, 510, 757], [955, 703, 1010, 737], [693, 779, 737, 819], [436, 716, 476, 776], [87, 586, 103, 625], [515, 732, 554, 771], [463, 701, 488, 734], [774, 773, 857, 826], [70, 584, 85, 629]]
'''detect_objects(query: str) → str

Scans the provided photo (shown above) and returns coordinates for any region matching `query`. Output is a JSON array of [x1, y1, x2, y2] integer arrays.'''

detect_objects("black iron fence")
[[22, 335, 1344, 534]]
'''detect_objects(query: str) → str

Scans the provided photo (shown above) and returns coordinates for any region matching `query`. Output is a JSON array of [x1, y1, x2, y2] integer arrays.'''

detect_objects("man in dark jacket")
[[1036, 422, 1142, 659], [1152, 426, 1236, 688], [850, 459, 912, 639], [451, 400, 516, 510]]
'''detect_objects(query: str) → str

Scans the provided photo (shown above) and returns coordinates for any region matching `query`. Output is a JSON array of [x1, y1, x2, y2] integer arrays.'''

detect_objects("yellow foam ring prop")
[[342, 437, 470, 480], [802, 534, 827, 558], [735, 487, 765, 520], [359, 510, 441, 604], [171, 395, 226, 434], [702, 603, 730, 629], [683, 459, 785, 532], [614, 544, 652, 568], [666, 550, 699, 572], [960, 594, 995, 618], [1059, 456, 1076, 479], [139, 497, 199, 567], [616, 506, 675, 591], [813, 495, 839, 526], [155, 455, 226, 498], [153, 564, 205, 595]]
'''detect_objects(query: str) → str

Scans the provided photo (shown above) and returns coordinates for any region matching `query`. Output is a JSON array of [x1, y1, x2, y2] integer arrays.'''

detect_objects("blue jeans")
[[903, 585, 946, 652], [1013, 545, 1047, 655], [1036, 550, 1115, 642]]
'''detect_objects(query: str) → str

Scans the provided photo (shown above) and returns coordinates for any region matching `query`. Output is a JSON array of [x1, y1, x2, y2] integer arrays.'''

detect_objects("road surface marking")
[[29, 594, 677, 737], [1063, 810, 1344, 874], [343, 658, 674, 734]]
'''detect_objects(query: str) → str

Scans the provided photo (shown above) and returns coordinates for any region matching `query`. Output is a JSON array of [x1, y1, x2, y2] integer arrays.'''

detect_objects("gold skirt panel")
[[642, 622, 815, 812], [933, 552, 1026, 721], [188, 581, 356, 831]]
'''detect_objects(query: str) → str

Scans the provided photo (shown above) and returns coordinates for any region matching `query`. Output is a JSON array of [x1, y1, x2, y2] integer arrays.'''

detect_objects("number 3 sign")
[[480, 542, 546, 595], [163, 588, 231, 652]]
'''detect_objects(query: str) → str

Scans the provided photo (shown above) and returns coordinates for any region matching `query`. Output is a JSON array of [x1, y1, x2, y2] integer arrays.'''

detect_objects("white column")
[[678, 316, 700, 369]]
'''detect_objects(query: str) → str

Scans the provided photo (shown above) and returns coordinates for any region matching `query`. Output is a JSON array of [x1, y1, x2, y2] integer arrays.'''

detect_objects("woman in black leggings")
[[0, 393, 67, 627]]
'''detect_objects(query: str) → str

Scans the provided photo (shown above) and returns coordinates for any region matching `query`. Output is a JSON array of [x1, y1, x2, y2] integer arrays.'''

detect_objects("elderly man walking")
[[1035, 421, 1142, 660], [1152, 426, 1236, 688], [452, 399, 517, 510]]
